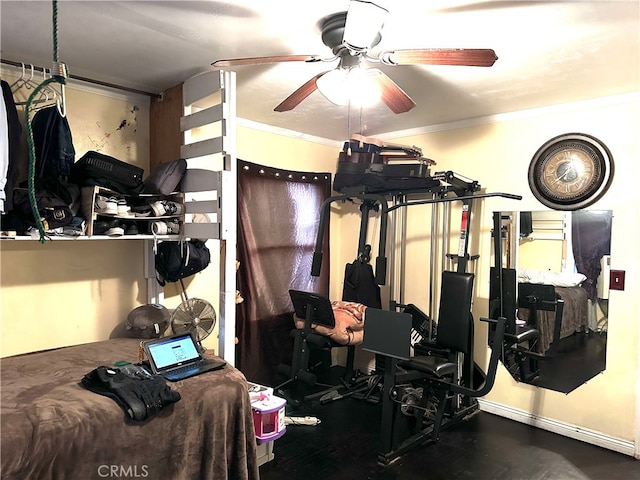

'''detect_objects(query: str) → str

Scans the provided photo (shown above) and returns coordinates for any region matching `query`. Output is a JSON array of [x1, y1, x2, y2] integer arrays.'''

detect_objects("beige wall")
[[372, 95, 639, 445], [1, 75, 150, 357], [519, 238, 564, 271], [3, 70, 638, 453], [0, 82, 338, 357]]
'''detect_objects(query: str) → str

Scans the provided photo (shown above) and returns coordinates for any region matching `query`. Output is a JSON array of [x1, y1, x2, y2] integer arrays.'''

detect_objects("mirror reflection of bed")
[[492, 210, 612, 393]]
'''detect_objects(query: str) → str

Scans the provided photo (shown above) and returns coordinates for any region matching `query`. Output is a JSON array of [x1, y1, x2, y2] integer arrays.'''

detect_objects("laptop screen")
[[146, 333, 201, 371]]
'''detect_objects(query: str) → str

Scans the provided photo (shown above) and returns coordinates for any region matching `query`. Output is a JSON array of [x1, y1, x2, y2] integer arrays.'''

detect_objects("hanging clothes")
[[0, 83, 7, 214], [1, 79, 24, 213], [31, 105, 75, 180], [520, 211, 533, 238]]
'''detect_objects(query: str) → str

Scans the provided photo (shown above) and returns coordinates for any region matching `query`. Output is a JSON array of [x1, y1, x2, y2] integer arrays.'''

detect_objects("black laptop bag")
[[70, 151, 144, 195]]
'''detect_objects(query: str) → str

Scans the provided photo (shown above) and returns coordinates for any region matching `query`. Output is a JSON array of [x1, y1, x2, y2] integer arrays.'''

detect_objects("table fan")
[[171, 279, 217, 350]]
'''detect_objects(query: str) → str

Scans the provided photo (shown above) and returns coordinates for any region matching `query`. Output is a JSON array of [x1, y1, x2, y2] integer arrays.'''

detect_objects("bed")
[[517, 269, 589, 354], [0, 338, 259, 480]]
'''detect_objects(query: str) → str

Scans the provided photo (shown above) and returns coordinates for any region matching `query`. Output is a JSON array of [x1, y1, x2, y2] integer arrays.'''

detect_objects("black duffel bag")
[[155, 239, 211, 286], [70, 150, 144, 195]]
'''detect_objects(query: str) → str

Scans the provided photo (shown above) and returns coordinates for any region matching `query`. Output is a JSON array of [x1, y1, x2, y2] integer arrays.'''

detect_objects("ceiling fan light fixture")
[[343, 0, 388, 52], [316, 69, 348, 105], [316, 67, 381, 107]]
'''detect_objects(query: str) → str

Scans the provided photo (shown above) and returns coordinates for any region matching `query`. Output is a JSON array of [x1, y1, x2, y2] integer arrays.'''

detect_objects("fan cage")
[[171, 297, 217, 342]]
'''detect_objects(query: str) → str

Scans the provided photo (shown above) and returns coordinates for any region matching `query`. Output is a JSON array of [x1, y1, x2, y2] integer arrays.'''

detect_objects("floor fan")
[[171, 279, 217, 351]]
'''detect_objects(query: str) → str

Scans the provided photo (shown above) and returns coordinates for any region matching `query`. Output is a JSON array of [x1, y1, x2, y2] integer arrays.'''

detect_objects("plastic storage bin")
[[251, 395, 286, 445]]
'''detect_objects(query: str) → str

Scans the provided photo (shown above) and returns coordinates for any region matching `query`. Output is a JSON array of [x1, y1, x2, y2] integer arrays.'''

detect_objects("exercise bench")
[[362, 271, 507, 465]]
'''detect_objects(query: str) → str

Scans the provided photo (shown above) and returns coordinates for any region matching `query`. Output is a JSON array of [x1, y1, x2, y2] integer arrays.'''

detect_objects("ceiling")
[[1, 1, 638, 142]]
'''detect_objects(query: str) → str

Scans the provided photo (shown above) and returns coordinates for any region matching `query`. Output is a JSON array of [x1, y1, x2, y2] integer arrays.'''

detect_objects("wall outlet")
[[609, 270, 625, 291]]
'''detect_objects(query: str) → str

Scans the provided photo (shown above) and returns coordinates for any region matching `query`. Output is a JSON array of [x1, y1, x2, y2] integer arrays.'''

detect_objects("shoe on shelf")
[[117, 198, 132, 217], [124, 222, 139, 236], [150, 218, 180, 235], [95, 195, 118, 215], [166, 218, 180, 235], [106, 223, 125, 237], [132, 205, 152, 217], [150, 200, 183, 217], [93, 218, 123, 236]]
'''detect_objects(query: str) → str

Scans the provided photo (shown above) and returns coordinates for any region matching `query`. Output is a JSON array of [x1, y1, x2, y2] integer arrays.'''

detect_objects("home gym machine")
[[306, 136, 522, 464], [489, 212, 545, 384]]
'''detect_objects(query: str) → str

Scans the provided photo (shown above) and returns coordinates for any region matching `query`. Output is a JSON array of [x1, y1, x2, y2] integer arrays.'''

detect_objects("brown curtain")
[[571, 210, 612, 301], [236, 160, 331, 385]]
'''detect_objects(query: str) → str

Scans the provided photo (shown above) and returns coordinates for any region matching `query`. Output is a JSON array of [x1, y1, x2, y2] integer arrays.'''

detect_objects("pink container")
[[251, 395, 286, 444]]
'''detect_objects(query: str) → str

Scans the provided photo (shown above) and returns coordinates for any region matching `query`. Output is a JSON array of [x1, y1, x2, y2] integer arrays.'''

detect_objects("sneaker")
[[132, 205, 152, 217], [124, 222, 139, 235], [150, 200, 183, 217], [117, 198, 132, 217], [93, 218, 121, 235], [166, 218, 180, 234], [106, 223, 125, 237], [92, 221, 107, 235], [150, 219, 180, 235], [95, 196, 118, 215]]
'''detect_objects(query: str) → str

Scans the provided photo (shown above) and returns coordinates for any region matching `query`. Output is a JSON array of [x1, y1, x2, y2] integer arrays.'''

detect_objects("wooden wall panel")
[[149, 82, 183, 170]]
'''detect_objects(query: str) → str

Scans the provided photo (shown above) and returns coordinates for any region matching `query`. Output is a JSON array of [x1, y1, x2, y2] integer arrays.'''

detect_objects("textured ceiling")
[[1, 1, 638, 141]]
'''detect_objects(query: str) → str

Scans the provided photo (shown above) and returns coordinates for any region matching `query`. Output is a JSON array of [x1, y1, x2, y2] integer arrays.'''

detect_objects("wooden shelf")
[[81, 185, 184, 236]]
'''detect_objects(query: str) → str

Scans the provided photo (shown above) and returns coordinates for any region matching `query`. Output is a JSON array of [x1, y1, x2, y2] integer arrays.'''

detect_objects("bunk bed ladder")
[[178, 69, 237, 364]]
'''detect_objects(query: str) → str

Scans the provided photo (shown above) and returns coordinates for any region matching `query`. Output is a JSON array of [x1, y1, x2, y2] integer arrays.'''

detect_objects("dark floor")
[[505, 330, 608, 394], [530, 331, 607, 393], [259, 396, 639, 480]]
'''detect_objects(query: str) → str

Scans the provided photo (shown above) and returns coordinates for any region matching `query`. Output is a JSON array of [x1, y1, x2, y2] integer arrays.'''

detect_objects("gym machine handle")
[[311, 193, 389, 281], [311, 251, 323, 277], [442, 316, 506, 398]]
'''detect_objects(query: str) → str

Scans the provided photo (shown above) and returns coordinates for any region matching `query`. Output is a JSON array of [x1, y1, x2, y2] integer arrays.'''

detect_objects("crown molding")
[[236, 118, 342, 148], [375, 91, 640, 140], [237, 92, 640, 147]]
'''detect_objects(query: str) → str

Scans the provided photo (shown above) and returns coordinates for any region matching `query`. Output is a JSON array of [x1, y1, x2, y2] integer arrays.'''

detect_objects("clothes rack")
[[1, 58, 161, 99]]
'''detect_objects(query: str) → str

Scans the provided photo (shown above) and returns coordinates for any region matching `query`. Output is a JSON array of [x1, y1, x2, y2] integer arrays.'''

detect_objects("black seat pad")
[[400, 355, 457, 378], [306, 332, 345, 349]]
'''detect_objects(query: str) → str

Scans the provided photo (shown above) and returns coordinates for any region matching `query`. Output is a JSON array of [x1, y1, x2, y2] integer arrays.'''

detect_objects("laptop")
[[142, 332, 226, 382], [361, 308, 413, 360]]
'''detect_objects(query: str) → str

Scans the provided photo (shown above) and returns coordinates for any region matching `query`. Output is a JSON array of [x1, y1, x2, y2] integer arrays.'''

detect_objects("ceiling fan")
[[212, 1, 497, 114]]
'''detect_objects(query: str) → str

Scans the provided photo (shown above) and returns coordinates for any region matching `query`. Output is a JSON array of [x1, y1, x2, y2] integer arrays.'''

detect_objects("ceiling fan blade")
[[380, 48, 498, 67], [369, 69, 416, 114], [274, 71, 330, 112], [212, 55, 323, 68]]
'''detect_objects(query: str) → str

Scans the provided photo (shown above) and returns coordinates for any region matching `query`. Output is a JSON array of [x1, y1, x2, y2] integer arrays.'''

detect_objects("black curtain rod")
[[1, 58, 162, 99]]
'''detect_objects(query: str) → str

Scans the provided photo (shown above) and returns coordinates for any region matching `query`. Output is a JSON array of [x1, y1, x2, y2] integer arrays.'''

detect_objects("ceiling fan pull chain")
[[347, 100, 351, 138]]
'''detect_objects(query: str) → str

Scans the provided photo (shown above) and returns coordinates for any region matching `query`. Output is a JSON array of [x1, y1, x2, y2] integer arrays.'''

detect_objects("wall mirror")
[[489, 210, 612, 393]]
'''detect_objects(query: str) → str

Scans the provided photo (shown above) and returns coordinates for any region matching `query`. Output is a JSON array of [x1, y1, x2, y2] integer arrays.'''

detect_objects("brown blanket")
[[518, 286, 588, 354], [1, 338, 259, 480], [294, 301, 367, 345]]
